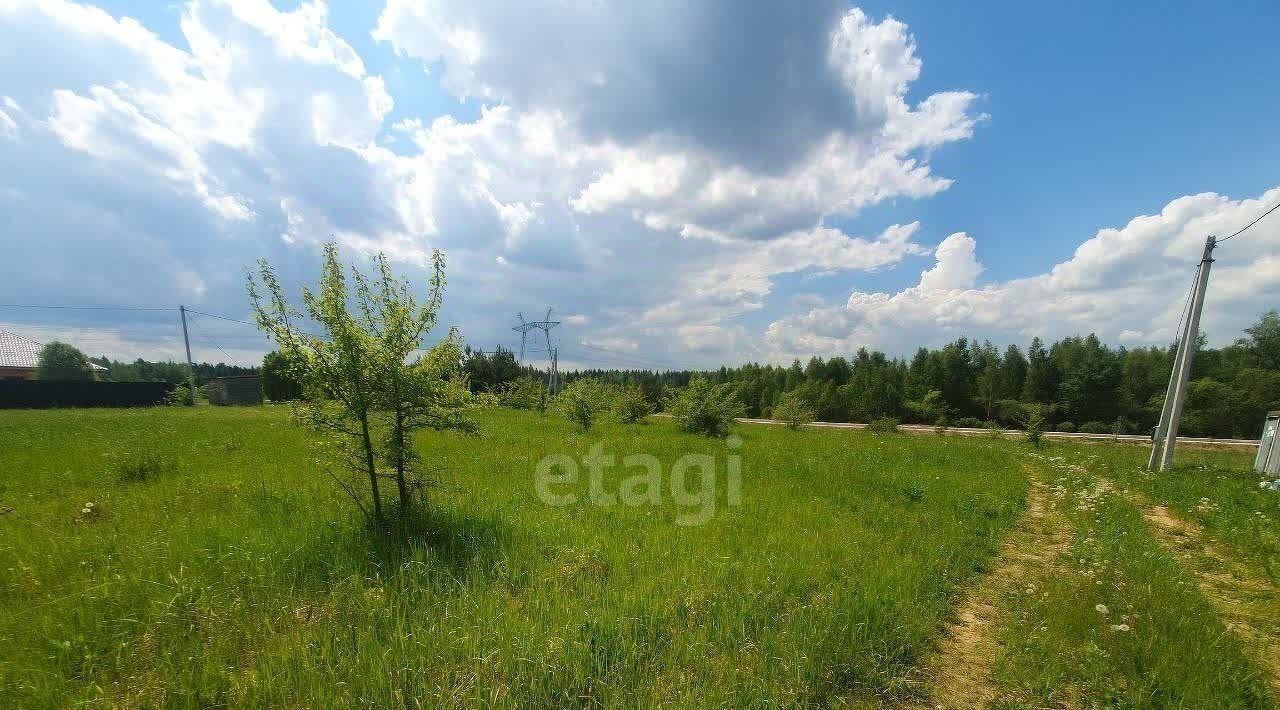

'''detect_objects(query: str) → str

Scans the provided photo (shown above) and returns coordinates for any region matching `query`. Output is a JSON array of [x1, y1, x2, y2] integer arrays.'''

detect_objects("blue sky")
[[856, 0, 1280, 270], [0, 1, 1277, 368]]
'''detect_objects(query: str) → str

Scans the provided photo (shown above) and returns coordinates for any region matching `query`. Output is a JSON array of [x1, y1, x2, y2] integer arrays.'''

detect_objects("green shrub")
[[498, 376, 544, 410], [903, 483, 925, 502], [555, 378, 615, 431], [1078, 420, 1107, 434], [1057, 421, 1076, 433], [665, 378, 744, 437], [472, 391, 500, 410], [164, 383, 207, 406], [906, 390, 945, 424], [868, 416, 899, 435], [1018, 403, 1046, 448], [771, 391, 814, 430], [613, 385, 652, 424], [955, 416, 984, 429], [165, 384, 191, 406], [117, 452, 170, 483]]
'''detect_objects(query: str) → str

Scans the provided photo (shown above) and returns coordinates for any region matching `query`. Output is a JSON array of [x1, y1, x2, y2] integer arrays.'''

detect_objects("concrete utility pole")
[[1148, 235, 1215, 471], [1146, 324, 1189, 470], [179, 305, 196, 406]]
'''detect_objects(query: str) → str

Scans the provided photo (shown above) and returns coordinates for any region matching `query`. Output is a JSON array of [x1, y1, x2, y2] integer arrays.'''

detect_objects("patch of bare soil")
[[903, 467, 1074, 709], [1135, 498, 1280, 697]]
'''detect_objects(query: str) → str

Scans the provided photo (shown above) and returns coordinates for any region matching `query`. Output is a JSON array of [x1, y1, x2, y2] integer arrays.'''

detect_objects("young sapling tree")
[[353, 251, 476, 517]]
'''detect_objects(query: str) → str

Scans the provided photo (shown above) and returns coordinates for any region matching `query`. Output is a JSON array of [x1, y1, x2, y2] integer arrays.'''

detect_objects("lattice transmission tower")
[[513, 308, 561, 396]]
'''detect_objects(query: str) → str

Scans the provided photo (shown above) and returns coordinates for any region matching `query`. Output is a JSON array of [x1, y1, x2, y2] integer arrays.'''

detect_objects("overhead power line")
[[1218, 200, 1280, 243], [184, 308, 256, 327], [1171, 263, 1201, 344], [0, 303, 172, 312], [568, 343, 685, 371]]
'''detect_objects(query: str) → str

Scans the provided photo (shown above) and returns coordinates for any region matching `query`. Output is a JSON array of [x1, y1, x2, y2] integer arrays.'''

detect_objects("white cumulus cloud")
[[765, 188, 1280, 360]]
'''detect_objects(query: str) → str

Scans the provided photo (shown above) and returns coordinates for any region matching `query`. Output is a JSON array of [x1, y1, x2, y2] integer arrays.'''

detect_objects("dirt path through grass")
[[908, 465, 1074, 709], [1132, 495, 1280, 697]]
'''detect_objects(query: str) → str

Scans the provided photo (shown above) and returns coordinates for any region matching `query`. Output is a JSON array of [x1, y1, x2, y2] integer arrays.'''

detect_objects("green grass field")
[[0, 407, 1276, 708]]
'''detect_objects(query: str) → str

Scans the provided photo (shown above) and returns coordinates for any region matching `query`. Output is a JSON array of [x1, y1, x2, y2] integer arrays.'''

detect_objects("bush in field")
[[164, 383, 207, 406], [117, 452, 170, 483], [35, 341, 95, 381], [985, 420, 1005, 439], [955, 416, 984, 429], [665, 378, 744, 437], [472, 391, 500, 409], [772, 390, 814, 430], [555, 378, 615, 431], [1078, 421, 1107, 434], [165, 384, 191, 407], [498, 376, 544, 410], [613, 384, 652, 424], [868, 416, 899, 435], [1057, 421, 1076, 433], [1019, 403, 1047, 448]]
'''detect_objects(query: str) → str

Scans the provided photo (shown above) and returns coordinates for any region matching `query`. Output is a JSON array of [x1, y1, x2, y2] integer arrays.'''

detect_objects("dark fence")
[[206, 376, 262, 406], [0, 380, 174, 409]]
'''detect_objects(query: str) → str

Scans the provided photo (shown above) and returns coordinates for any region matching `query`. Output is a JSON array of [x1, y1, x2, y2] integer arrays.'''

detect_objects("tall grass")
[[4, 408, 1269, 707], [0, 406, 1028, 706], [1082, 444, 1280, 582], [990, 446, 1274, 707]]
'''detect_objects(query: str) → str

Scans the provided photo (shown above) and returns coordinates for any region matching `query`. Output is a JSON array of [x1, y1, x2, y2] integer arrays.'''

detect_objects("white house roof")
[[0, 330, 108, 371]]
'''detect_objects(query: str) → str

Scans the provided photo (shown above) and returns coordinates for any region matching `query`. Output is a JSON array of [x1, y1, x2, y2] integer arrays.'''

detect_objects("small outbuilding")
[[1256, 411, 1280, 475], [205, 375, 263, 406]]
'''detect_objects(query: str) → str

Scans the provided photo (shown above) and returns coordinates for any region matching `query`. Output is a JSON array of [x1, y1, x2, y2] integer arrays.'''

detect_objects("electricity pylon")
[[512, 308, 560, 362], [546, 347, 559, 399], [513, 308, 561, 398]]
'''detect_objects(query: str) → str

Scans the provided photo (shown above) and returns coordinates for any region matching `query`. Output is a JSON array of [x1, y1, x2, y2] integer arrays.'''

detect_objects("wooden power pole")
[[1147, 235, 1216, 471]]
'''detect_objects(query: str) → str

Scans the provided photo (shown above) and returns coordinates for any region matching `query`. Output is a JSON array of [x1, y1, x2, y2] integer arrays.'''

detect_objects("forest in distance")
[[466, 310, 1280, 439], [85, 310, 1278, 440]]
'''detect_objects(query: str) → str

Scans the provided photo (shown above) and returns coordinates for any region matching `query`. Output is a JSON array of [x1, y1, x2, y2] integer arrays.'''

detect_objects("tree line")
[[87, 356, 256, 384], [47, 306, 1278, 440], [465, 310, 1280, 439]]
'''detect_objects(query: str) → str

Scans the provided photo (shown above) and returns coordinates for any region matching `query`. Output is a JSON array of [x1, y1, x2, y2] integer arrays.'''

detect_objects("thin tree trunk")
[[358, 411, 382, 523], [391, 375, 411, 512], [394, 406, 411, 510]]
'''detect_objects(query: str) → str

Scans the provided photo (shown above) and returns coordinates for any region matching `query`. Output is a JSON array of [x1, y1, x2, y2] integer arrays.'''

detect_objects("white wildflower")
[[1096, 604, 1109, 614]]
